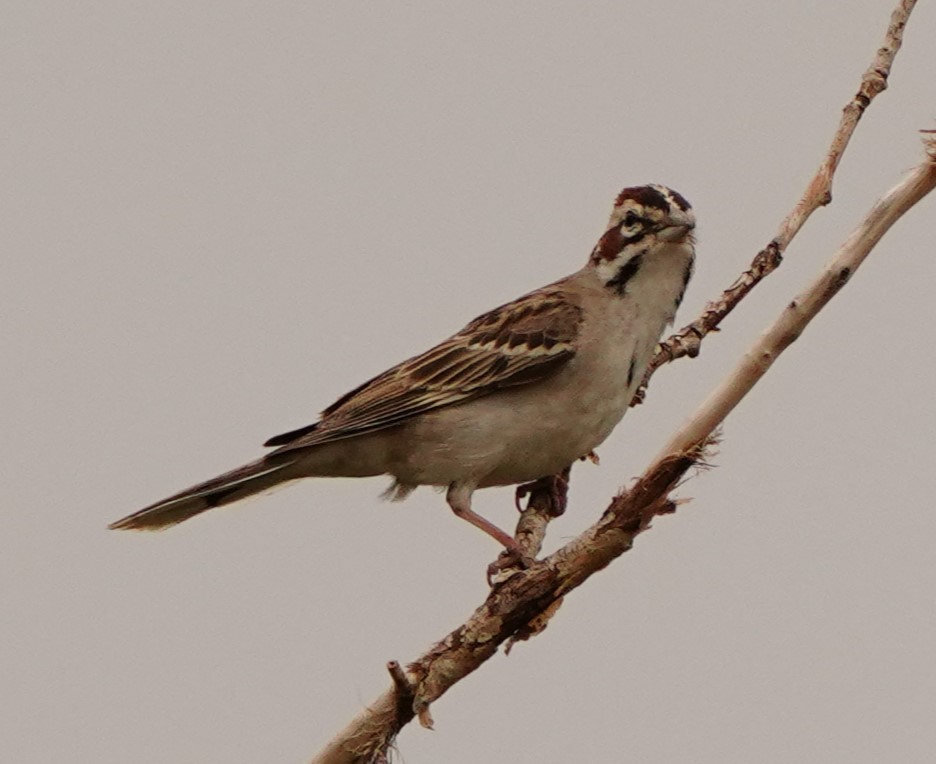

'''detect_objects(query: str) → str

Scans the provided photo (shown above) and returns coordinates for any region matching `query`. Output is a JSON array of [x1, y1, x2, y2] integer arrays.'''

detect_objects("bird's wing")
[[264, 285, 583, 452]]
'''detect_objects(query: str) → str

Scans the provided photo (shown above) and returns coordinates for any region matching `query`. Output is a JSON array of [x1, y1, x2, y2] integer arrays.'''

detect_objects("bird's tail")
[[108, 456, 298, 531]]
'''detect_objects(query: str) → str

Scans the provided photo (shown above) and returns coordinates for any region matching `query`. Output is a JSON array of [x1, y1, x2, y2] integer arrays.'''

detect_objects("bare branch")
[[311, 134, 936, 763], [652, 133, 936, 463], [635, 0, 918, 393]]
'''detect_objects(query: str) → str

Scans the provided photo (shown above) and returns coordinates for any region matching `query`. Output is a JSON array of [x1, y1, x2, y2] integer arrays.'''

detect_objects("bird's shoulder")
[[456, 279, 584, 353]]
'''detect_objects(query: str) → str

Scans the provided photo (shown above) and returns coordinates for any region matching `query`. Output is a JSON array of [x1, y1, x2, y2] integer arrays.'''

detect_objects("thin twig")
[[634, 0, 917, 396], [651, 133, 936, 463], [385, 661, 414, 729]]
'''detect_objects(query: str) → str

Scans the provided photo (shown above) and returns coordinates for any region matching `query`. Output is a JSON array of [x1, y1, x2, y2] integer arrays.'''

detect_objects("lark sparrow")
[[110, 185, 696, 555]]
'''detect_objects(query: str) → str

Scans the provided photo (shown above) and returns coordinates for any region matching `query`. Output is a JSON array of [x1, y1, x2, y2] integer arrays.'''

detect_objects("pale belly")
[[386, 348, 647, 489]]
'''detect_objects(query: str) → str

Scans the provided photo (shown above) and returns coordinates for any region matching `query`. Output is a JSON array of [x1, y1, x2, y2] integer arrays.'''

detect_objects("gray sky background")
[[3, 2, 935, 762]]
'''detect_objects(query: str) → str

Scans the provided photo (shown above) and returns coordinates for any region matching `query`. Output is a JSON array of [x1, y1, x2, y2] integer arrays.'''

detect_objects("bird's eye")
[[622, 210, 640, 228]]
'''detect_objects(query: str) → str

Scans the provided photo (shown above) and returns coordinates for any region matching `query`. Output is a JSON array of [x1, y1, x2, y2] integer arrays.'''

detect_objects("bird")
[[110, 184, 696, 557]]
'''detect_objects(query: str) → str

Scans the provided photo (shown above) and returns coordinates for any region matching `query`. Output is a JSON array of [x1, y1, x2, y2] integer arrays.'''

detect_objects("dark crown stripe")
[[615, 185, 670, 211]]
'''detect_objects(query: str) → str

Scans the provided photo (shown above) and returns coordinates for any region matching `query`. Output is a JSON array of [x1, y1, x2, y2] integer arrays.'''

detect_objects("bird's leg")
[[446, 483, 524, 556]]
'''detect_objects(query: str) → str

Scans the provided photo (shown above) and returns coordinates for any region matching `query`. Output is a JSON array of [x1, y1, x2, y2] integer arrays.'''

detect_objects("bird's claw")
[[487, 546, 532, 586], [514, 472, 570, 516], [514, 481, 534, 511]]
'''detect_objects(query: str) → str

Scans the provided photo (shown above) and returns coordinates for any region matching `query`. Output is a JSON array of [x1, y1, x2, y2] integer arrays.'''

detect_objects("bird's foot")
[[487, 543, 532, 586], [514, 472, 570, 517]]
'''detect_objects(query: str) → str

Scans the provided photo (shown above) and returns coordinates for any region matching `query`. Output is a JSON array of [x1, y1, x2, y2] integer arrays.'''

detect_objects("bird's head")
[[589, 184, 696, 291]]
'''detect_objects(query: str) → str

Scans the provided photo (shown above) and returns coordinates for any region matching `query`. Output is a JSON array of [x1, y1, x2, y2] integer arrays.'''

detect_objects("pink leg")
[[446, 483, 523, 555]]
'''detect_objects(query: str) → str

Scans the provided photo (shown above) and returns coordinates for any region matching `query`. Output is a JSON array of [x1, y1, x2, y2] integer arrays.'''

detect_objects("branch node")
[[386, 659, 418, 740], [387, 660, 412, 699]]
